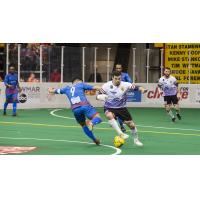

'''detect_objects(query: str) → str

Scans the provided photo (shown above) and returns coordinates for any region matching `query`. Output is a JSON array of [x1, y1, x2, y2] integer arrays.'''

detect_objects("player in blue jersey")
[[115, 64, 132, 83], [48, 77, 102, 145], [3, 64, 21, 116]]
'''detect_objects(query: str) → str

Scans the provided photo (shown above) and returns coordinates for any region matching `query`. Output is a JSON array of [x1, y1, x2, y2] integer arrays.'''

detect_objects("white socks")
[[131, 127, 138, 139], [108, 119, 123, 135]]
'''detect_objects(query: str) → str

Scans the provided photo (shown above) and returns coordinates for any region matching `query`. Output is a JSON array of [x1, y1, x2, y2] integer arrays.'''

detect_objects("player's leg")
[[12, 93, 18, 116], [118, 107, 143, 146], [124, 120, 143, 146], [84, 105, 102, 130], [172, 96, 181, 120], [3, 94, 11, 115], [104, 108, 129, 139], [164, 96, 176, 122], [117, 117, 126, 133], [73, 108, 100, 145]]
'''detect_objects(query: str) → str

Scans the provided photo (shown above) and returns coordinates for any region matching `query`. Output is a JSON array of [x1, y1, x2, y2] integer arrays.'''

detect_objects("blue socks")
[[3, 102, 17, 115], [13, 102, 17, 115], [82, 125, 96, 141], [91, 117, 102, 126], [118, 117, 124, 127], [3, 102, 8, 113]]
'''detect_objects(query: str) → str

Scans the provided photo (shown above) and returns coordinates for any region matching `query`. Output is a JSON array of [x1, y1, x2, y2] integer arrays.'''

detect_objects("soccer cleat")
[[120, 125, 126, 133], [176, 114, 182, 120], [172, 117, 176, 122], [134, 138, 143, 147], [3, 111, 6, 115], [94, 138, 100, 145], [12, 113, 17, 117], [120, 133, 129, 140]]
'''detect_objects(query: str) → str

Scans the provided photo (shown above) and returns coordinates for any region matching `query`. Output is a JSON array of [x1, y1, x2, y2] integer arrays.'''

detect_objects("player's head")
[[115, 64, 123, 73], [9, 64, 15, 74], [72, 77, 83, 84], [164, 67, 171, 77], [112, 71, 121, 86]]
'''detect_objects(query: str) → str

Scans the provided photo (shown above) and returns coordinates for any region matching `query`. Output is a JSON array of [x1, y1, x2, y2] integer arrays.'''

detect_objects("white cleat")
[[134, 138, 143, 147], [120, 133, 129, 140]]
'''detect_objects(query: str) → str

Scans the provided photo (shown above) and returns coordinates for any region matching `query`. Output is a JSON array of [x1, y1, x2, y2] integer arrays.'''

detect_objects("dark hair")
[[164, 67, 171, 71], [112, 71, 121, 77], [9, 63, 15, 69], [71, 77, 83, 83]]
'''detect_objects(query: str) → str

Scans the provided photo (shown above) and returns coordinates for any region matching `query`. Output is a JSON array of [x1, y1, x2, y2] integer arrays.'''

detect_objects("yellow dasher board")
[[165, 43, 200, 84]]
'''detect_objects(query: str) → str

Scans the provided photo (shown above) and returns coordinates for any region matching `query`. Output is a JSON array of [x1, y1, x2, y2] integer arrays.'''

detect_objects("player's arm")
[[174, 81, 182, 100], [128, 83, 148, 94], [96, 83, 108, 101], [48, 87, 66, 94], [157, 79, 163, 93], [125, 73, 132, 83], [4, 75, 12, 88]]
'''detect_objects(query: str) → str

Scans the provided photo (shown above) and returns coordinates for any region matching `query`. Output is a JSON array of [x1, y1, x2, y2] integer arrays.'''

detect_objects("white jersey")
[[100, 81, 135, 108], [158, 75, 178, 96]]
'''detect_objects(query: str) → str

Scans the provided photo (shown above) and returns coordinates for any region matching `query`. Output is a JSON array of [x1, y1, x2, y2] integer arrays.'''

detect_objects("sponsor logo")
[[127, 91, 141, 102], [0, 146, 37, 155], [19, 93, 27, 103], [147, 87, 189, 99]]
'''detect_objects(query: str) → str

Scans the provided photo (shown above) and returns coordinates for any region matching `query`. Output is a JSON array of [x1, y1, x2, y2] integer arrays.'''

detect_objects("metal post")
[[61, 46, 64, 83], [188, 49, 191, 84], [82, 47, 86, 82], [6, 43, 9, 74], [160, 48, 164, 77], [40, 45, 43, 82], [94, 47, 98, 83], [132, 48, 136, 82], [107, 48, 111, 81], [17, 44, 21, 82], [146, 49, 150, 83]]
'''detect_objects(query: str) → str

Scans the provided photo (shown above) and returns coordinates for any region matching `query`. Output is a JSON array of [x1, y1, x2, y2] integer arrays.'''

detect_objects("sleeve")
[[99, 83, 108, 94], [158, 78, 163, 88], [173, 77, 178, 87], [55, 87, 67, 94], [82, 83, 94, 90], [125, 73, 132, 83], [4, 75, 8, 86]]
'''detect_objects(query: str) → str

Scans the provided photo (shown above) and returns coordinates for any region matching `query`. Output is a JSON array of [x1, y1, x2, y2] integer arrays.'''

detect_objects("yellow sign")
[[165, 43, 200, 84]]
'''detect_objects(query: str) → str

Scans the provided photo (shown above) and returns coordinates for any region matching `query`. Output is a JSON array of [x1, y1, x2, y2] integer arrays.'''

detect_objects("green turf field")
[[0, 108, 200, 155]]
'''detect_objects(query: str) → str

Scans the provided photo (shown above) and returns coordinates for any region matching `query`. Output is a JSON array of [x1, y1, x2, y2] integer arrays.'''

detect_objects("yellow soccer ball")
[[113, 136, 125, 148]]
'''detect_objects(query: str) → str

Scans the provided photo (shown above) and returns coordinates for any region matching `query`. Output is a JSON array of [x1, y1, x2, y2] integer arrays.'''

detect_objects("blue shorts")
[[73, 105, 98, 123], [6, 93, 18, 103]]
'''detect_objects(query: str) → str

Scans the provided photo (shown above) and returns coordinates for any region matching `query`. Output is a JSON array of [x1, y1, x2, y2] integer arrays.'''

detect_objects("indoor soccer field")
[[0, 108, 200, 155]]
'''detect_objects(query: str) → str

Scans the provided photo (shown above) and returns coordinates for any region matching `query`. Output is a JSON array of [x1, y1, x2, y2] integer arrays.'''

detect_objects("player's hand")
[[93, 86, 101, 91], [7, 84, 13, 88], [18, 87, 22, 93], [48, 87, 55, 94], [177, 93, 182, 100], [139, 86, 148, 94]]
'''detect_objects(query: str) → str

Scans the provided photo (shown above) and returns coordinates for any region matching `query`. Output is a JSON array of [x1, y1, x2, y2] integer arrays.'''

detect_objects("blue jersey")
[[121, 72, 132, 83], [56, 82, 94, 110], [4, 73, 19, 94]]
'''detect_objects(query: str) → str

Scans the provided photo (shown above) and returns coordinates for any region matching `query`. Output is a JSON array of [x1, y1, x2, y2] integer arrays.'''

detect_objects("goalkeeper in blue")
[[48, 77, 102, 145], [3, 64, 21, 116]]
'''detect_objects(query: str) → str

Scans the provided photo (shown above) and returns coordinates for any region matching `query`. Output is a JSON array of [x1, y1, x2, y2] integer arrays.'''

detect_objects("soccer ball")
[[113, 136, 125, 148]]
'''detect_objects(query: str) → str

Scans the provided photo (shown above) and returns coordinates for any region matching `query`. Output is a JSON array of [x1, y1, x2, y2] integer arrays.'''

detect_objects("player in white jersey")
[[97, 71, 147, 147], [158, 67, 182, 122]]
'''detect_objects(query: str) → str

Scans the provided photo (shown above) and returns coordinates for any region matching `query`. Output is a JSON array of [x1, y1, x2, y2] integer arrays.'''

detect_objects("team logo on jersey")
[[120, 86, 125, 91], [110, 85, 113, 89], [0, 146, 37, 154]]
